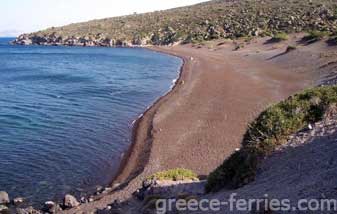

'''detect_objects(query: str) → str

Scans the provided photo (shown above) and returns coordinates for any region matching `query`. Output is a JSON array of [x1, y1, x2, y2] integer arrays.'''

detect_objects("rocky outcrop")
[[12, 33, 148, 47]]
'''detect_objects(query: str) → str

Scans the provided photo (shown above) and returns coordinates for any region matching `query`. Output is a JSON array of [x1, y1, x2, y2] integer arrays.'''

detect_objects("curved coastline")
[[68, 39, 316, 214], [112, 46, 189, 186], [9, 36, 325, 213]]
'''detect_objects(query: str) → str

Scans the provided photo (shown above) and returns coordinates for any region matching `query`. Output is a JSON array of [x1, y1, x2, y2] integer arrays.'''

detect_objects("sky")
[[0, 0, 207, 37]]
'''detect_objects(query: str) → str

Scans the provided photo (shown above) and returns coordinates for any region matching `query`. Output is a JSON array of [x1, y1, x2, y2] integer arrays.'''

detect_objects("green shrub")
[[270, 32, 289, 42], [148, 168, 198, 181], [261, 30, 273, 37], [206, 86, 337, 193], [302, 30, 330, 43]]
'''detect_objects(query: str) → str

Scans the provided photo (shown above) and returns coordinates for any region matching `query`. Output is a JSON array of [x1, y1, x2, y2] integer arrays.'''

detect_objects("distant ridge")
[[13, 0, 337, 46]]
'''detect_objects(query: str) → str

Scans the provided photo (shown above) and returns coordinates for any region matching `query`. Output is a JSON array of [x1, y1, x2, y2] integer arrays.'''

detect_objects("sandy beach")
[[60, 34, 337, 213]]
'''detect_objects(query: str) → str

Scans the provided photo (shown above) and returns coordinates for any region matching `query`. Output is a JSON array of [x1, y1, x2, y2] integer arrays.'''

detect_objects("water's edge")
[[111, 46, 186, 188]]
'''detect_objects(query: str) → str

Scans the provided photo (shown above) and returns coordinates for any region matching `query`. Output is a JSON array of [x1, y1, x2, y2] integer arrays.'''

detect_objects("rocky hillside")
[[13, 0, 337, 47]]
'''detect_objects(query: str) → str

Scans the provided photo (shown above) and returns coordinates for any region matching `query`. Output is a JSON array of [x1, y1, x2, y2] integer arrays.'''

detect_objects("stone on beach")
[[0, 191, 9, 204], [63, 194, 80, 208]]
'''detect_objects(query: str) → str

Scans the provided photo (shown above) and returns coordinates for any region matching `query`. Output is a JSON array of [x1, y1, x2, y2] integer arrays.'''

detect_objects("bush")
[[148, 168, 198, 181], [302, 30, 330, 43], [206, 86, 337, 193], [270, 32, 289, 42]]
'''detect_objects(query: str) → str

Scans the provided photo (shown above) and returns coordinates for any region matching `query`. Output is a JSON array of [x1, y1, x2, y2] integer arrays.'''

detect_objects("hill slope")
[[14, 0, 337, 46]]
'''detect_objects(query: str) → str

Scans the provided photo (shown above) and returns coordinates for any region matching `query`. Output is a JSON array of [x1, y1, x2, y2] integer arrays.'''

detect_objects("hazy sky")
[[0, 0, 207, 37]]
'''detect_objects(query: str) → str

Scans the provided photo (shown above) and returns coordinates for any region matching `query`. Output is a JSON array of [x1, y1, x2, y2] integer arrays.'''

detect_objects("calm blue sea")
[[0, 38, 182, 205]]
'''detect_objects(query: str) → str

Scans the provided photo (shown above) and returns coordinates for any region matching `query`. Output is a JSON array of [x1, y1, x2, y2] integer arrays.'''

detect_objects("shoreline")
[[10, 35, 333, 213], [112, 46, 189, 186]]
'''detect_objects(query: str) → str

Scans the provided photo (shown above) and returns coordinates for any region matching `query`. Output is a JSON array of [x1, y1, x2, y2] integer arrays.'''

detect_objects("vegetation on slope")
[[147, 168, 198, 181], [14, 0, 337, 46], [206, 85, 337, 193], [302, 30, 330, 43], [269, 32, 289, 43]]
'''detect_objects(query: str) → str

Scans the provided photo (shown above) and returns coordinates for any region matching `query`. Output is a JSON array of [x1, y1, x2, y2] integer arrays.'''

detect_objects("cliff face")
[[13, 0, 337, 47]]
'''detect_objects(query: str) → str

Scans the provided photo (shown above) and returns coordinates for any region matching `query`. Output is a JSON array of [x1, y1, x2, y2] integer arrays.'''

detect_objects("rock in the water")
[[63, 194, 80, 208], [0, 191, 9, 204], [13, 197, 24, 205]]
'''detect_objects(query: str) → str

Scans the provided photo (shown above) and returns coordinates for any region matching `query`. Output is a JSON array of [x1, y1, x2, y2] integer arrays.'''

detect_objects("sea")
[[0, 38, 182, 206]]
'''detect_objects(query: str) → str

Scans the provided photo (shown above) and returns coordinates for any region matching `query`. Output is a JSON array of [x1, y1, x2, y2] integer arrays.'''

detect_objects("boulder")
[[13, 197, 24, 205], [63, 194, 80, 208], [0, 191, 9, 204]]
